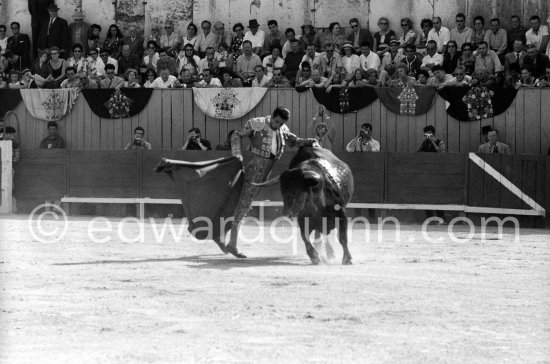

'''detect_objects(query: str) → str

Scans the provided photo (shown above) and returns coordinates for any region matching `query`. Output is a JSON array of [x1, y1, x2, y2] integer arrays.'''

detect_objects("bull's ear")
[[303, 170, 321, 186]]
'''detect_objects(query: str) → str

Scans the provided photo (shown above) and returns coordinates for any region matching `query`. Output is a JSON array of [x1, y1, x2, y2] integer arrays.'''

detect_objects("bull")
[[254, 147, 354, 265]]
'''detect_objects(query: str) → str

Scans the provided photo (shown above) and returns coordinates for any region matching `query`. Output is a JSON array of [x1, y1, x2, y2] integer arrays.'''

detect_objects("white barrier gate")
[[0, 140, 13, 214]]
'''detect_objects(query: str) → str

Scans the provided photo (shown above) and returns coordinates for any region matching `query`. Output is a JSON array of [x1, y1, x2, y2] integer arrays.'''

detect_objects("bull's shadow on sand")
[[53, 255, 308, 270]]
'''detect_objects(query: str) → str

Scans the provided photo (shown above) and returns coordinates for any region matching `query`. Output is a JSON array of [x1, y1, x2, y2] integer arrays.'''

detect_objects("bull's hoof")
[[214, 241, 229, 254], [226, 245, 247, 259], [342, 257, 353, 265]]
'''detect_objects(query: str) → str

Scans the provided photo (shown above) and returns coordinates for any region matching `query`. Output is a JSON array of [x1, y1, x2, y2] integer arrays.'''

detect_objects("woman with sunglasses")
[[373, 17, 396, 56], [443, 40, 461, 74], [398, 17, 417, 51], [67, 43, 90, 74], [416, 18, 433, 55], [457, 42, 476, 75]]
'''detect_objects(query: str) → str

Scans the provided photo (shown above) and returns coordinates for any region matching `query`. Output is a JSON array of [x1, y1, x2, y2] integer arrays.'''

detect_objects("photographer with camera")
[[346, 122, 380, 152], [182, 127, 212, 150], [417, 125, 446, 153], [124, 126, 152, 150]]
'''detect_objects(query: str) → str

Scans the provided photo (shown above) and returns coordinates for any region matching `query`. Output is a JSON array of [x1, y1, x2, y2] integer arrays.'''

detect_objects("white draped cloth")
[[20, 89, 80, 121], [193, 87, 268, 120]]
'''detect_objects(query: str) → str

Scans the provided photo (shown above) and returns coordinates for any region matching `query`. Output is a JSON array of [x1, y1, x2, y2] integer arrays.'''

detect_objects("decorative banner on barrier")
[[376, 85, 437, 116], [193, 87, 268, 119], [437, 86, 518, 121], [0, 90, 23, 117], [311, 87, 378, 114], [20, 89, 80, 121], [82, 88, 154, 119]]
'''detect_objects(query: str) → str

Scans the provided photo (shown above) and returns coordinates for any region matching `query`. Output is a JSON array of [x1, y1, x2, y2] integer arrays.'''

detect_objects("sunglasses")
[[351, 24, 359, 28], [456, 20, 465, 23], [401, 23, 408, 26], [165, 27, 172, 29], [74, 49, 82, 52], [106, 71, 114, 75], [0, 30, 5, 32]]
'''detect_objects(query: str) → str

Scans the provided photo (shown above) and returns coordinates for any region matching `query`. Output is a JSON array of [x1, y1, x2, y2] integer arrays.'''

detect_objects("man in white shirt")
[[196, 20, 217, 57], [299, 43, 321, 71], [359, 41, 380, 71], [525, 15, 550, 57], [346, 123, 380, 152], [282, 28, 302, 58], [427, 17, 450, 53], [151, 68, 181, 88], [251, 65, 271, 87], [198, 47, 219, 75], [421, 40, 444, 69], [449, 13, 473, 48], [262, 45, 284, 77], [243, 19, 265, 56], [484, 18, 508, 57], [95, 49, 118, 78], [195, 68, 222, 87]]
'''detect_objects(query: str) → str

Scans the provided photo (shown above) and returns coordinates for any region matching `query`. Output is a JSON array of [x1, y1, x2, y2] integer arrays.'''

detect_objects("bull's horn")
[[251, 175, 280, 187]]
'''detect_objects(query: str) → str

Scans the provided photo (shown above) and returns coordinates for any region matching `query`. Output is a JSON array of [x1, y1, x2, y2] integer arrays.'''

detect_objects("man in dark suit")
[[523, 43, 550, 79], [123, 25, 144, 59], [504, 39, 526, 76], [7, 22, 32, 69], [346, 17, 373, 54], [38, 3, 71, 57], [28, 0, 53, 57]]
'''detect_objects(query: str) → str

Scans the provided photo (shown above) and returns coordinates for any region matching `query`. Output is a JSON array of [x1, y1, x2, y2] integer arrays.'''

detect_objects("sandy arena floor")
[[1, 214, 549, 363]]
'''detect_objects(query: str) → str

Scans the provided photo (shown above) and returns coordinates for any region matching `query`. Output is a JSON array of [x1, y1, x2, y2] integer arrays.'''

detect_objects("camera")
[[133, 139, 142, 146], [360, 129, 368, 137], [424, 133, 433, 138]]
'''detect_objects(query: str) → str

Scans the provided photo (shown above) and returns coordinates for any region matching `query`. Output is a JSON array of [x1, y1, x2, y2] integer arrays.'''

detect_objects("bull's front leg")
[[298, 217, 320, 265], [337, 211, 352, 265]]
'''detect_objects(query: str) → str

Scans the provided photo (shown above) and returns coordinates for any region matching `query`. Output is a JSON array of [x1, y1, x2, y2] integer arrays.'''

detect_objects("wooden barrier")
[[4, 88, 550, 154], [12, 150, 549, 225]]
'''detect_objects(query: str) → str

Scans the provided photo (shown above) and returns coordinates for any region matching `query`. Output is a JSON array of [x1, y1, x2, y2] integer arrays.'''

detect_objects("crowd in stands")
[[0, 3, 549, 90]]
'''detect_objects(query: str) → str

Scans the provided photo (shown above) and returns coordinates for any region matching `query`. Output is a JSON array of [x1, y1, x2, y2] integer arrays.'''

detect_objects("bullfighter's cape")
[[155, 156, 244, 241]]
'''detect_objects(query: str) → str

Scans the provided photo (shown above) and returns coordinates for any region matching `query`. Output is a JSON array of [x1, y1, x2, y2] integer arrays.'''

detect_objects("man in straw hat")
[[69, 8, 90, 54]]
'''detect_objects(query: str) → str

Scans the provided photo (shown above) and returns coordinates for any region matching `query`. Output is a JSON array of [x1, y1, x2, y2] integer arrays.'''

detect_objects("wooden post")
[[0, 140, 13, 214]]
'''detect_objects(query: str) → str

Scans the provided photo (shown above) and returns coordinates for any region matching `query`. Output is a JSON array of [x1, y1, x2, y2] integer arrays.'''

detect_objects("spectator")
[[97, 48, 119, 77], [266, 67, 292, 88], [524, 43, 550, 78], [427, 64, 453, 87], [150, 67, 181, 88], [143, 40, 159, 72], [416, 18, 433, 54], [182, 127, 211, 150], [535, 65, 550, 87], [160, 21, 180, 57], [215, 42, 229, 68], [8, 69, 25, 89], [123, 68, 141, 88], [373, 17, 396, 55], [299, 43, 321, 72], [323, 22, 344, 53], [262, 45, 284, 77], [525, 15, 549, 57], [220, 67, 243, 87], [346, 123, 380, 152], [194, 68, 220, 88], [197, 20, 216, 58], [143, 68, 157, 88], [471, 68, 497, 87], [78, 71, 98, 89], [427, 17, 450, 53], [445, 66, 471, 86], [118, 44, 140, 75], [243, 19, 265, 56], [180, 23, 198, 53], [359, 41, 381, 72], [212, 21, 232, 52], [504, 62, 521, 87], [382, 36, 406, 71], [178, 68, 195, 88], [123, 25, 144, 59], [88, 24, 102, 53], [39, 3, 70, 57], [176, 43, 200, 80], [124, 126, 151, 150], [507, 15, 527, 52], [485, 18, 507, 59], [300, 20, 322, 52], [479, 125, 491, 145], [415, 68, 430, 85], [301, 69, 329, 88], [319, 42, 343, 78], [0, 25, 7, 56], [442, 40, 461, 74], [309, 105, 335, 150], [390, 63, 415, 87], [215, 130, 238, 150], [0, 70, 7, 88], [68, 9, 90, 55], [341, 41, 361, 80], [157, 48, 177, 76], [39, 121, 65, 148], [457, 42, 476, 75], [418, 125, 446, 152], [262, 20, 286, 58], [348, 68, 370, 88], [347, 17, 374, 54], [229, 23, 245, 64], [472, 16, 486, 50], [402, 43, 422, 78], [2, 126, 20, 163], [474, 41, 503, 75], [60, 66, 81, 88], [450, 13, 472, 49], [398, 17, 417, 51], [325, 69, 347, 93], [48, 46, 66, 88], [515, 65, 536, 87], [364, 68, 382, 86], [99, 63, 124, 88], [28, 0, 52, 57], [294, 61, 312, 86], [477, 129, 511, 154], [251, 65, 271, 87], [104, 24, 124, 59], [235, 40, 262, 86], [67, 43, 90, 74], [504, 39, 526, 76], [145, 24, 161, 52], [3, 50, 23, 73], [198, 46, 219, 75], [282, 28, 302, 59], [86, 47, 101, 79], [7, 22, 31, 69], [421, 40, 443, 69]]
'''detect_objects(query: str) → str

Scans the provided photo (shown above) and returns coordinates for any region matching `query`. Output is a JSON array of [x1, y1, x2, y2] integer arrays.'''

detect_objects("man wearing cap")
[[38, 3, 70, 56], [28, 0, 53, 58], [6, 22, 31, 69], [69, 8, 90, 55], [261, 20, 286, 58], [244, 19, 265, 56], [346, 18, 373, 54], [300, 20, 322, 52]]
